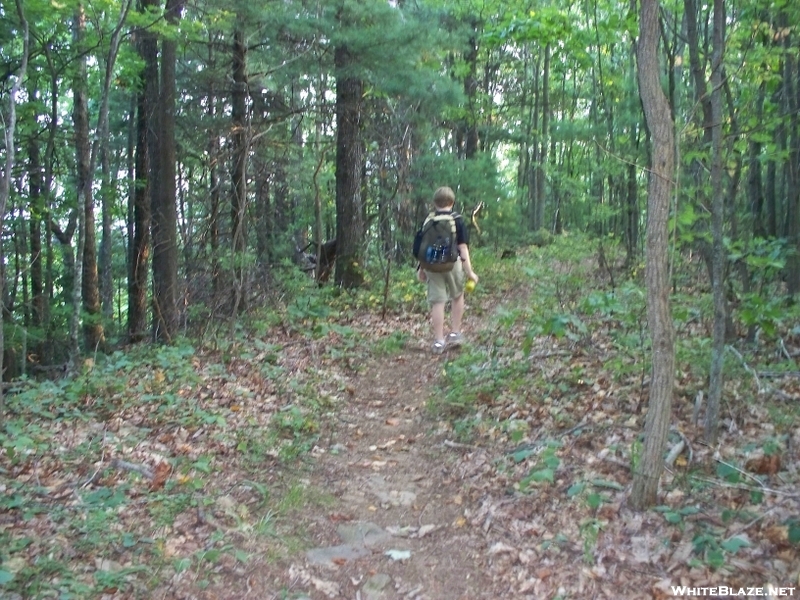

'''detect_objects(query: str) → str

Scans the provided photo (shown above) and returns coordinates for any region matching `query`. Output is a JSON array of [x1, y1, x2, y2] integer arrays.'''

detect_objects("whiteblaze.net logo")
[[671, 586, 796, 597]]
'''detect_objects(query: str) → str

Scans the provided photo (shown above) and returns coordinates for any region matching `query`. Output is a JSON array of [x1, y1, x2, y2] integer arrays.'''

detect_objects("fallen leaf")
[[418, 524, 437, 538], [385, 549, 411, 561], [311, 576, 340, 598], [488, 542, 517, 556], [385, 418, 400, 426], [150, 462, 171, 491], [745, 454, 781, 475]]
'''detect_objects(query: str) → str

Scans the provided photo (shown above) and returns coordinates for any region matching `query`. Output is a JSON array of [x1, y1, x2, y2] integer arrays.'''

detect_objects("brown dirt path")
[[276, 346, 503, 599]]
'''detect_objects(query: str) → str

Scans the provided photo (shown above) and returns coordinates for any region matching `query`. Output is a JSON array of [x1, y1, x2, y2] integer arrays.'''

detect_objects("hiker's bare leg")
[[431, 302, 445, 342], [451, 293, 465, 334]]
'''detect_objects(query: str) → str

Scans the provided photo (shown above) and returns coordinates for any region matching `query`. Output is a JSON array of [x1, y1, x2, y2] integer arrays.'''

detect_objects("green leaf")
[[716, 462, 740, 483], [590, 479, 624, 491], [721, 537, 749, 553], [788, 522, 800, 545], [528, 468, 554, 483], [543, 454, 560, 469], [193, 456, 212, 474], [512, 448, 536, 463], [586, 492, 602, 510], [706, 548, 725, 569], [173, 557, 192, 573], [0, 569, 14, 584], [567, 482, 586, 497]]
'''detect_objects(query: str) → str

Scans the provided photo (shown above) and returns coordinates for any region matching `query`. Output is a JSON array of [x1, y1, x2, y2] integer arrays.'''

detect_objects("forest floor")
[[2, 241, 799, 599]]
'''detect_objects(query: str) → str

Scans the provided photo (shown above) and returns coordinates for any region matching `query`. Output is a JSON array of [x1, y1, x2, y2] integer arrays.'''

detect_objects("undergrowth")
[[1, 236, 798, 595]]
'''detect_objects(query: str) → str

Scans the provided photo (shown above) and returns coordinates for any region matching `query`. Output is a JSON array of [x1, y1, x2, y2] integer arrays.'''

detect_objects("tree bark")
[[534, 44, 551, 232], [705, 0, 726, 444], [128, 0, 158, 343], [749, 83, 766, 238], [151, 0, 184, 341], [230, 25, 248, 316], [630, 0, 677, 510], [0, 0, 28, 408], [72, 3, 103, 358], [27, 108, 46, 335], [463, 19, 480, 160], [334, 44, 365, 288], [783, 11, 800, 297]]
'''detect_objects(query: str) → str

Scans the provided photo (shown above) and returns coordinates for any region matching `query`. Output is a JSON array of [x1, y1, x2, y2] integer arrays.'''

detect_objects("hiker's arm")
[[458, 244, 478, 283]]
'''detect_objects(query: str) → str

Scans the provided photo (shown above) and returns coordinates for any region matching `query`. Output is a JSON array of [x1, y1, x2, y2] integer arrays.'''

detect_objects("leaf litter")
[[1, 246, 798, 599]]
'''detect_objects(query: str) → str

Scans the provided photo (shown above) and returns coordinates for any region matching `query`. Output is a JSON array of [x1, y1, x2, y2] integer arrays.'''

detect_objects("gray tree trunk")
[[630, 0, 677, 510], [705, 0, 727, 444]]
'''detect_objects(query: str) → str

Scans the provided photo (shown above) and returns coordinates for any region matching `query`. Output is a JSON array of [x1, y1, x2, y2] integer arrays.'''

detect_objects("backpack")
[[413, 211, 459, 273]]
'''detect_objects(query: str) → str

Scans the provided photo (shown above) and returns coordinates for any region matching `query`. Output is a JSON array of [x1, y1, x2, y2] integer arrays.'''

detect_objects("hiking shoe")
[[447, 332, 463, 346], [432, 340, 446, 354]]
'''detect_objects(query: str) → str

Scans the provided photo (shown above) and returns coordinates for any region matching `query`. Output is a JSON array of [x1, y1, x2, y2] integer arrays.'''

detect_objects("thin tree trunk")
[[71, 3, 93, 360], [705, 0, 726, 444], [631, 0, 677, 510], [534, 44, 551, 231], [783, 12, 800, 296], [27, 107, 46, 335], [129, 0, 157, 342], [749, 84, 766, 238], [100, 141, 113, 320], [230, 25, 248, 317], [1, 0, 27, 409], [463, 19, 480, 160]]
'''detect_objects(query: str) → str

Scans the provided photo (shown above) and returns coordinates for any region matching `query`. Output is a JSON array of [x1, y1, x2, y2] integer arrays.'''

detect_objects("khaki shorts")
[[425, 260, 465, 304]]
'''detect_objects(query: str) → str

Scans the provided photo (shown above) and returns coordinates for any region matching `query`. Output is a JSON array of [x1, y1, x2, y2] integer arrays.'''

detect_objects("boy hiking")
[[415, 186, 479, 354]]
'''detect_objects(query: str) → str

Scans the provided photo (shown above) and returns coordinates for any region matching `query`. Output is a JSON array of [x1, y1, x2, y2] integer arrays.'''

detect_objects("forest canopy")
[[1, 0, 799, 369]]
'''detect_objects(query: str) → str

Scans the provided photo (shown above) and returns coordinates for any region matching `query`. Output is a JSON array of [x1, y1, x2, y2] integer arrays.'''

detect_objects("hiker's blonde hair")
[[432, 186, 456, 209]]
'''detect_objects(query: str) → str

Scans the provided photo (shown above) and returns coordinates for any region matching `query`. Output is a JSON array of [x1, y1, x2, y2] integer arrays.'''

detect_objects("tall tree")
[[128, 0, 158, 342], [705, 0, 726, 443], [71, 2, 97, 358], [333, 41, 365, 288], [1, 0, 29, 411], [151, 0, 184, 341], [230, 25, 248, 315], [630, 0, 676, 510]]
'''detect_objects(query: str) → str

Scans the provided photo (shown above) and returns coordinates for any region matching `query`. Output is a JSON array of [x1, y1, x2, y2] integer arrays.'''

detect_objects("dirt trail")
[[279, 347, 502, 599]]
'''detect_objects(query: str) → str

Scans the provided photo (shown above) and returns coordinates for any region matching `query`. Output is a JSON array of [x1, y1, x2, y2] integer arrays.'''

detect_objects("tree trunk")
[[128, 0, 158, 343], [534, 44, 551, 232], [630, 0, 677, 510], [1, 0, 27, 409], [207, 65, 221, 297], [749, 84, 766, 238], [151, 0, 184, 341], [27, 113, 46, 336], [705, 0, 726, 444], [230, 26, 248, 316], [463, 20, 480, 160], [334, 44, 365, 288], [783, 12, 800, 297], [72, 3, 104, 357], [100, 137, 113, 320]]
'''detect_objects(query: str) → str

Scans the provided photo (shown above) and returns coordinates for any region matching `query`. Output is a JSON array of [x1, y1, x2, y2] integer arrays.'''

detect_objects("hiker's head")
[[432, 186, 456, 210]]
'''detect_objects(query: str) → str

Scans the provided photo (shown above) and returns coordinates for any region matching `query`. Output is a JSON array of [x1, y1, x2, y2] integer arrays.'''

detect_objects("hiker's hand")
[[469, 272, 479, 284], [417, 269, 427, 282]]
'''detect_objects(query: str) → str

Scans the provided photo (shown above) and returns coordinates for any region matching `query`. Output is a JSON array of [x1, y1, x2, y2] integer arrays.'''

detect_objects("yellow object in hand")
[[465, 279, 476, 293]]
